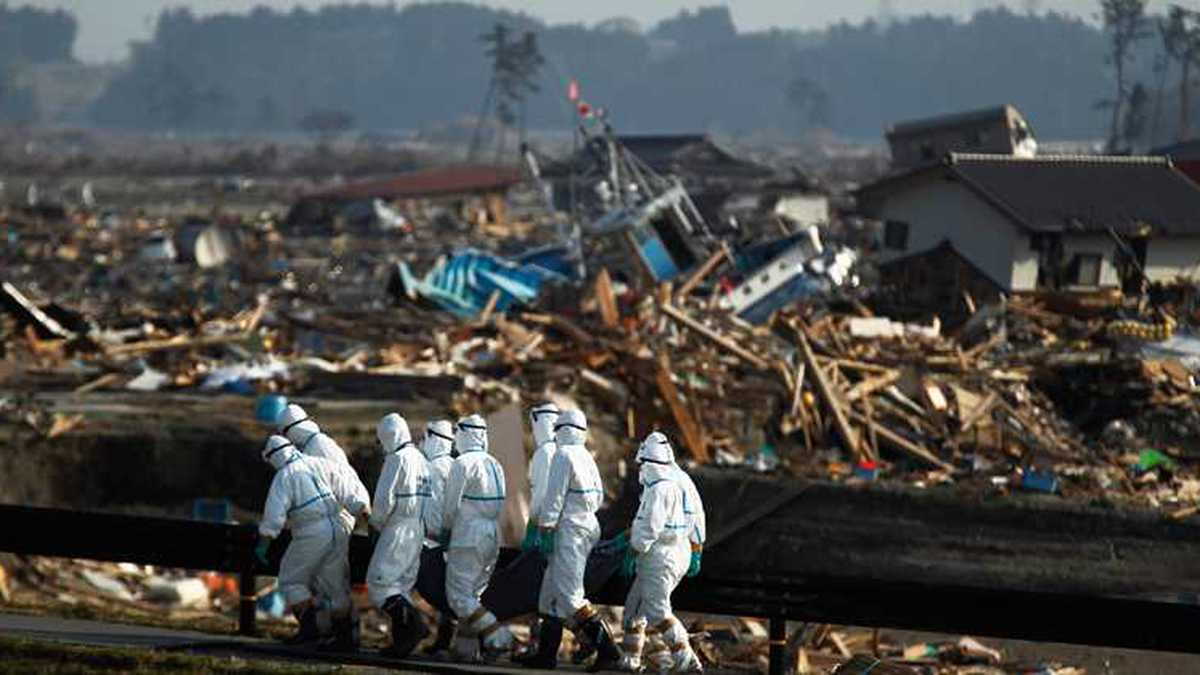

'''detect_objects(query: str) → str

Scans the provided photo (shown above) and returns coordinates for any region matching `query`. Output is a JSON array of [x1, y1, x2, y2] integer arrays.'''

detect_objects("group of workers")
[[255, 401, 706, 672]]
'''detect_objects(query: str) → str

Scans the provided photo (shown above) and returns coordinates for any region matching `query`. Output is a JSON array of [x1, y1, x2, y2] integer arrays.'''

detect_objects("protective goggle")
[[530, 405, 559, 419], [263, 441, 294, 460], [637, 456, 670, 466], [280, 416, 311, 435], [426, 428, 454, 442], [458, 422, 487, 432], [555, 422, 587, 433]]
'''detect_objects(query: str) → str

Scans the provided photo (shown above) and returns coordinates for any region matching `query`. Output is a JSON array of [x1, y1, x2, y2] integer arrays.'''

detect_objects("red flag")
[[567, 78, 580, 102]]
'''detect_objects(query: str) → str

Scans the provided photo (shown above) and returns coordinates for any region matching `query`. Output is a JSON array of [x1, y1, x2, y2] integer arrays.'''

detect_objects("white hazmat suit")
[[367, 414, 430, 607], [526, 402, 560, 546], [622, 432, 702, 673], [420, 419, 459, 655], [258, 435, 367, 644], [441, 414, 513, 660], [536, 409, 603, 621], [367, 414, 432, 657], [276, 403, 369, 645], [422, 420, 456, 545], [516, 409, 621, 670]]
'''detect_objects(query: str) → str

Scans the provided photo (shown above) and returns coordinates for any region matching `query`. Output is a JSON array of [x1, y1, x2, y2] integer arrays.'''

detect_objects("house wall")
[[774, 194, 829, 229], [1145, 238, 1200, 282], [874, 178, 1031, 291], [888, 122, 1015, 169], [1060, 234, 1120, 288]]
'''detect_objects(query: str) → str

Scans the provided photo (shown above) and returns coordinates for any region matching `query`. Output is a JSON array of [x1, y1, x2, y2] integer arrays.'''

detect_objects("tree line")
[[14, 1, 1200, 146]]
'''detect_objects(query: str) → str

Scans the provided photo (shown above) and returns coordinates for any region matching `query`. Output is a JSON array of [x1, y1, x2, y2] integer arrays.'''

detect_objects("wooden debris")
[[594, 268, 620, 328], [655, 352, 710, 463], [660, 302, 770, 370]]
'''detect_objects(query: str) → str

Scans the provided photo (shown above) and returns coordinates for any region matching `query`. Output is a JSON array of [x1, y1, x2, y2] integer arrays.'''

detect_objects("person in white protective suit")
[[276, 403, 370, 643], [367, 413, 432, 658], [256, 435, 370, 649], [619, 433, 707, 672], [618, 432, 703, 673], [439, 414, 514, 661], [419, 419, 459, 655], [277, 403, 349, 465], [521, 402, 560, 551], [514, 409, 622, 671]]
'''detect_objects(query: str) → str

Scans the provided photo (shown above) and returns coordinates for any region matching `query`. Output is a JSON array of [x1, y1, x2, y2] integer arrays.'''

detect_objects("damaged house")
[[886, 105, 1037, 170], [285, 164, 523, 232], [856, 153, 1200, 312]]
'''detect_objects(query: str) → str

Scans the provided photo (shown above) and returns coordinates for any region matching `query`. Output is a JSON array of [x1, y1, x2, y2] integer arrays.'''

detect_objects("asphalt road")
[[0, 613, 560, 674]]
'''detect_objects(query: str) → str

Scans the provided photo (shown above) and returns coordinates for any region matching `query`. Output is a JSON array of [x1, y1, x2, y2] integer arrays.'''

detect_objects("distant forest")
[[1, 2, 1188, 142], [0, 4, 76, 121]]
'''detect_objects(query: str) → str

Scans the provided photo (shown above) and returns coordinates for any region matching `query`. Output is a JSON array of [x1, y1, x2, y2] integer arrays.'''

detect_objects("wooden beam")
[[104, 332, 251, 357], [594, 267, 620, 328], [848, 409, 954, 472], [477, 289, 502, 324], [959, 391, 1000, 433], [797, 331, 860, 458], [660, 303, 770, 370], [845, 370, 900, 403], [655, 352, 710, 463], [675, 242, 732, 302]]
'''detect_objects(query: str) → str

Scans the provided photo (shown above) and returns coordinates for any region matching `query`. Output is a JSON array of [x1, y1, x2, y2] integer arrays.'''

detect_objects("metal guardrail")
[[5, 503, 1200, 674]]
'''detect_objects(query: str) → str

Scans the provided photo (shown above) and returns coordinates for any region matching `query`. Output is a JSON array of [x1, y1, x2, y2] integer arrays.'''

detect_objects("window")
[[1070, 253, 1102, 287], [883, 220, 910, 251]]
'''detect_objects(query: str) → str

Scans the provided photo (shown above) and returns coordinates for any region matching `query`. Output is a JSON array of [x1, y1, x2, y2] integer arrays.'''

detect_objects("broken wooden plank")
[[798, 330, 861, 458], [477, 289, 502, 324], [958, 391, 1000, 433], [655, 351, 710, 463], [675, 242, 732, 302], [659, 303, 770, 370], [1, 281, 74, 340], [845, 370, 901, 403], [594, 268, 620, 328], [847, 409, 955, 472], [104, 332, 251, 357], [73, 372, 123, 395]]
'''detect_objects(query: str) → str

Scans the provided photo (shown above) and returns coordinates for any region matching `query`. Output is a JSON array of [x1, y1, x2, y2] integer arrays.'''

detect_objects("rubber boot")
[[513, 615, 563, 669], [318, 613, 358, 652], [580, 616, 623, 673], [284, 605, 321, 645], [382, 596, 429, 659], [422, 616, 457, 655]]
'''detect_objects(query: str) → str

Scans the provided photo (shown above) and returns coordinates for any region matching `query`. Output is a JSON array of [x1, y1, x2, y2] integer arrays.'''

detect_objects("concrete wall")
[[1145, 238, 1200, 283], [875, 178, 1030, 291]]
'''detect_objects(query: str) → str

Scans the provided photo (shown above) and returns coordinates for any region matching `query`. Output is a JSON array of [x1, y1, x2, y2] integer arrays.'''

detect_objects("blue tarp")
[[400, 249, 568, 318]]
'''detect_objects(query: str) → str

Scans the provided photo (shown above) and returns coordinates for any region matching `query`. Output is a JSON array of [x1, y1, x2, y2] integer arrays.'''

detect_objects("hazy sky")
[[21, 0, 1186, 63]]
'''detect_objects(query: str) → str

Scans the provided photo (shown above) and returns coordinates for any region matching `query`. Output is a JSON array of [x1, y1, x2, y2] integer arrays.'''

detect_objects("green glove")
[[537, 527, 555, 556], [610, 530, 631, 552], [521, 522, 540, 552], [620, 549, 638, 578], [687, 551, 702, 578], [254, 537, 271, 567]]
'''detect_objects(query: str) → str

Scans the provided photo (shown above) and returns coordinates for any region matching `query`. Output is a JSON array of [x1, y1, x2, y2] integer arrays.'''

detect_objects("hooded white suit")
[[622, 432, 701, 672], [442, 414, 513, 658], [535, 409, 603, 622], [367, 414, 431, 608], [421, 419, 456, 546], [258, 435, 366, 615], [527, 403, 560, 528], [277, 403, 369, 532]]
